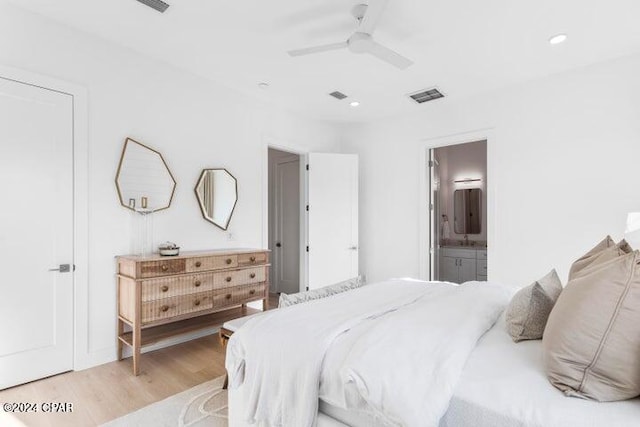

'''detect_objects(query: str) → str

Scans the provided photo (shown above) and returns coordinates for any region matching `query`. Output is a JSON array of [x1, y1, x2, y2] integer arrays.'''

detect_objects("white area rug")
[[103, 376, 228, 427]]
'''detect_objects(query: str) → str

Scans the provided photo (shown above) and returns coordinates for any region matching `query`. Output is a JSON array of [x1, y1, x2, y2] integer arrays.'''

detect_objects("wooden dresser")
[[116, 248, 270, 375]]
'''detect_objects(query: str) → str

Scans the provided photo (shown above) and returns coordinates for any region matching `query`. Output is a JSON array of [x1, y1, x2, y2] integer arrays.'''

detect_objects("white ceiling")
[[10, 0, 640, 123]]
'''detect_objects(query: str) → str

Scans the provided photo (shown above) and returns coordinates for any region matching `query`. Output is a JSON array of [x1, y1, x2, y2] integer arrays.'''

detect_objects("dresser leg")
[[132, 326, 141, 376], [117, 319, 124, 361], [263, 297, 269, 311]]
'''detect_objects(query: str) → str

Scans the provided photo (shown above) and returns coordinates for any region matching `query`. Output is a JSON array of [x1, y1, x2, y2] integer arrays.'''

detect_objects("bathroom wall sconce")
[[453, 178, 482, 184]]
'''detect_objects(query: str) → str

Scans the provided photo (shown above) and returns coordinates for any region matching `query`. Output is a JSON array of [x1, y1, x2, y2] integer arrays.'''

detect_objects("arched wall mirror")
[[115, 138, 176, 212], [454, 188, 482, 234], [195, 168, 238, 230]]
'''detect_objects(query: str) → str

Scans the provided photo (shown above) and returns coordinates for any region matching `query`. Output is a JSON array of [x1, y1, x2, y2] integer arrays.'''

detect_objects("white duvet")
[[226, 279, 509, 427]]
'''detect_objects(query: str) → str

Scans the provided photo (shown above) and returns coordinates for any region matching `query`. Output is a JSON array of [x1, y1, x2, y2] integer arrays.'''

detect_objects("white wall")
[[342, 52, 640, 287], [0, 3, 340, 369]]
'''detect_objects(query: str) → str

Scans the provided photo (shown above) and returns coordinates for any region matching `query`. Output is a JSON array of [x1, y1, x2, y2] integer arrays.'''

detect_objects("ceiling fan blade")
[[288, 42, 348, 57], [358, 0, 389, 35], [366, 40, 413, 69]]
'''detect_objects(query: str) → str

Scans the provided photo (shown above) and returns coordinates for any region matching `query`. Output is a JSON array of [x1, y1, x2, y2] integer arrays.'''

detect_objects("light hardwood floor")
[[0, 294, 279, 427]]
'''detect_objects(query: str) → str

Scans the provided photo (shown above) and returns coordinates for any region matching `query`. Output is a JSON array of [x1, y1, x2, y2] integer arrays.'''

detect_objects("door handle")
[[275, 242, 282, 248], [49, 264, 74, 273]]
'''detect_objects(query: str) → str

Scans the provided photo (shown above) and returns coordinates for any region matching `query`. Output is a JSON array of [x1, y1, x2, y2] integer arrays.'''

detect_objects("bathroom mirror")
[[115, 138, 177, 212], [195, 169, 238, 230], [454, 188, 481, 234]]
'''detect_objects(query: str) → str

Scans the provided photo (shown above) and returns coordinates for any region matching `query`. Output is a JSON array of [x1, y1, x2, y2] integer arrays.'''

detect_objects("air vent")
[[408, 88, 444, 104], [136, 0, 170, 13], [329, 91, 348, 100]]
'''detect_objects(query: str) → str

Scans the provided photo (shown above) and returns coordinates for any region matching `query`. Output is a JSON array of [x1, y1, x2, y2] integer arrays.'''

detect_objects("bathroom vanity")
[[439, 246, 487, 283]]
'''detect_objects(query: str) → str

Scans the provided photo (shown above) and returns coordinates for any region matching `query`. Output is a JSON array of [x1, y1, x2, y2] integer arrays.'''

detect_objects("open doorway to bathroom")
[[268, 148, 303, 297], [429, 140, 488, 283]]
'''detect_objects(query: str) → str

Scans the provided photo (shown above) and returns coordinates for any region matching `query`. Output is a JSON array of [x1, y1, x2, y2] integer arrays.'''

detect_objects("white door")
[[307, 153, 358, 289], [0, 77, 74, 389], [273, 157, 300, 294]]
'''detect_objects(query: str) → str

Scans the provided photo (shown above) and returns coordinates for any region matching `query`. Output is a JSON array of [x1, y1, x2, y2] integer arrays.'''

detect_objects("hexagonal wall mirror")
[[115, 138, 176, 212], [195, 169, 238, 230]]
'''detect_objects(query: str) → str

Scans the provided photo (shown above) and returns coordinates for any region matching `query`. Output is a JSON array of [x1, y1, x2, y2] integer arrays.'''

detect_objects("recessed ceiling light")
[[349, 101, 360, 107], [549, 33, 568, 45], [257, 82, 270, 89]]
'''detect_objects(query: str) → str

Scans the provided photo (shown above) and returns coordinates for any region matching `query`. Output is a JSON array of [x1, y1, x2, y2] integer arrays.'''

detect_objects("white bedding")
[[227, 279, 509, 427], [439, 314, 640, 427]]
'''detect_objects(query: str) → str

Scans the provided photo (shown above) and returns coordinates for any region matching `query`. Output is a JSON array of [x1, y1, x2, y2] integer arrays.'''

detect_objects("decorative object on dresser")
[[115, 137, 177, 255], [116, 248, 270, 375], [194, 168, 238, 230]]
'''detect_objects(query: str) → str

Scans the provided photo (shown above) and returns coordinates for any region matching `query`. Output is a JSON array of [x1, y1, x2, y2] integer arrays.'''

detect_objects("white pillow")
[[278, 276, 366, 308]]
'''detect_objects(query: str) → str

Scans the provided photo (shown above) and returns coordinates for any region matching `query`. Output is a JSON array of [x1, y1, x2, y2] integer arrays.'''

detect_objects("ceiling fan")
[[287, 0, 413, 70]]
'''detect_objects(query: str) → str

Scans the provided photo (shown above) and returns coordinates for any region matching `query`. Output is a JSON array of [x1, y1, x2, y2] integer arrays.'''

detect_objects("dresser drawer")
[[141, 291, 213, 324], [141, 273, 215, 301], [139, 259, 186, 278], [212, 266, 266, 289], [213, 283, 266, 309], [186, 255, 238, 272], [238, 252, 268, 266]]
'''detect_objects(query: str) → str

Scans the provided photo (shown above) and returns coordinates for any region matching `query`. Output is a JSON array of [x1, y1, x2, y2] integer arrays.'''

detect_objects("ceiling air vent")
[[135, 0, 170, 13], [408, 87, 444, 104], [329, 91, 348, 100]]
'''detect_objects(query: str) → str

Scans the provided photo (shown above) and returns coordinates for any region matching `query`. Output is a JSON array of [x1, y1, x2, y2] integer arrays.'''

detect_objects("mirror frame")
[[115, 138, 177, 213], [194, 168, 238, 231]]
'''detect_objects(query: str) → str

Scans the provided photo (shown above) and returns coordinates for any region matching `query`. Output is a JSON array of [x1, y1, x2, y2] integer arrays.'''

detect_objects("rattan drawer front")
[[139, 259, 186, 278], [141, 291, 213, 324], [186, 255, 238, 272], [213, 267, 266, 289], [141, 274, 215, 301], [238, 252, 267, 266], [213, 283, 266, 309]]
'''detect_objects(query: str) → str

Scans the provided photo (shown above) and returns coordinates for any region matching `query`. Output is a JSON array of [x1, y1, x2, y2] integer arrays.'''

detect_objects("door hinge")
[[428, 160, 434, 167], [306, 205, 309, 211], [306, 286, 309, 291], [306, 246, 309, 252], [429, 203, 434, 211], [306, 164, 309, 171]]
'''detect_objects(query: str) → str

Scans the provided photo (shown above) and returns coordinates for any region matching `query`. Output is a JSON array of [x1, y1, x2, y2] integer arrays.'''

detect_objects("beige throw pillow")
[[568, 235, 615, 280], [543, 250, 640, 401], [505, 269, 562, 342]]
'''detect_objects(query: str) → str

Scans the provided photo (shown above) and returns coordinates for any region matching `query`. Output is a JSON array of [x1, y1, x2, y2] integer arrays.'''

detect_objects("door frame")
[[262, 136, 308, 294], [0, 65, 90, 370], [418, 128, 495, 281]]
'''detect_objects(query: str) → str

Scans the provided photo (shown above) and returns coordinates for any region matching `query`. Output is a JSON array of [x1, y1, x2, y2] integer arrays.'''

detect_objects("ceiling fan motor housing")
[[348, 32, 373, 53]]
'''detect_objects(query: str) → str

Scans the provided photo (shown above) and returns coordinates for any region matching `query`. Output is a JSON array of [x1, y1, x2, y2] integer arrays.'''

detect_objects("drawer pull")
[[226, 258, 233, 265], [161, 305, 169, 312], [250, 273, 256, 279], [194, 280, 201, 287], [194, 299, 201, 306], [161, 265, 169, 272], [225, 276, 232, 283], [225, 294, 232, 300], [250, 256, 256, 262], [161, 285, 169, 292], [249, 289, 256, 295], [195, 261, 202, 268]]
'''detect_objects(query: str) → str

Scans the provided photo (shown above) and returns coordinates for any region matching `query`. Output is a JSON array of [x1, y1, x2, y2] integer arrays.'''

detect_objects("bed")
[[227, 279, 640, 427]]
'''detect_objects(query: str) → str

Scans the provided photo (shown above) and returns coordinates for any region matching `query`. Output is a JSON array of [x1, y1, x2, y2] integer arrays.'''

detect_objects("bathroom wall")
[[435, 140, 487, 243]]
